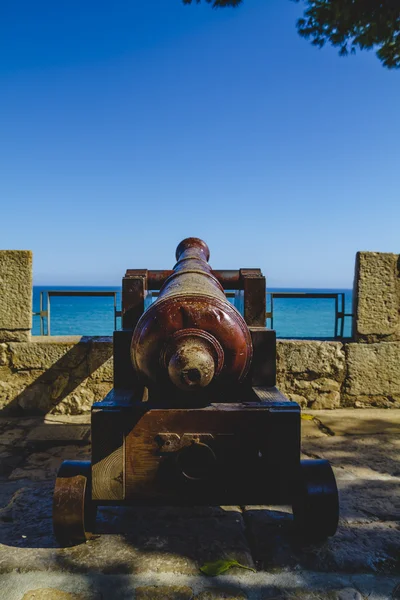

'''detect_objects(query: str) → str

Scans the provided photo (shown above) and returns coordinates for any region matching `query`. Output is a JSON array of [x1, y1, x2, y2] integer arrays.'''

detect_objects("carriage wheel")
[[292, 459, 339, 541], [53, 460, 97, 546]]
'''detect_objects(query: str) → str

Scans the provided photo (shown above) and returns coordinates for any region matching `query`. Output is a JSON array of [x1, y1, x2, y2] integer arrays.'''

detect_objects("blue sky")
[[1, 0, 399, 287]]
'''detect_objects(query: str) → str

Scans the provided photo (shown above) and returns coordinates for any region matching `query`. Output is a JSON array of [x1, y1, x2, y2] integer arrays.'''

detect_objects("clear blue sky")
[[1, 0, 399, 287]]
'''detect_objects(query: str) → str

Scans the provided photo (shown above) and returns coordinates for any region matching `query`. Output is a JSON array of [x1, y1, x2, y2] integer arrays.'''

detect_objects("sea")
[[32, 286, 353, 339]]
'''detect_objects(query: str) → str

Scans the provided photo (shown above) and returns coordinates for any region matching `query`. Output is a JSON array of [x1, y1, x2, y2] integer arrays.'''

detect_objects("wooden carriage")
[[53, 239, 339, 546]]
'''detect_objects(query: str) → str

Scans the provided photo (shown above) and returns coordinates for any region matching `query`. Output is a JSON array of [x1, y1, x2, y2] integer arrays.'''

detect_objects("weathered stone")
[[245, 506, 400, 574], [260, 589, 293, 599], [0, 358, 110, 414], [9, 338, 89, 372], [87, 340, 113, 382], [22, 589, 101, 600], [266, 593, 336, 600], [286, 393, 308, 408], [15, 382, 53, 414], [51, 386, 95, 415], [277, 341, 345, 379], [346, 342, 400, 397], [195, 589, 247, 599], [0, 329, 31, 342], [0, 427, 26, 446], [9, 445, 90, 481], [353, 251, 400, 341], [281, 376, 342, 409], [335, 588, 362, 600], [136, 586, 194, 599], [310, 378, 341, 392], [344, 395, 400, 408], [0, 343, 9, 366], [309, 391, 341, 410], [26, 424, 90, 446], [0, 365, 13, 382], [44, 413, 91, 425], [0, 444, 25, 475], [86, 382, 113, 402], [305, 408, 400, 436], [50, 373, 70, 401], [0, 377, 36, 413], [0, 250, 32, 332], [303, 434, 400, 480]]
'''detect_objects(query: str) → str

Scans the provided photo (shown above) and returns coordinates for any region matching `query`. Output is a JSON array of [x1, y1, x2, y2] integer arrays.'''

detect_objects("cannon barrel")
[[131, 238, 253, 394]]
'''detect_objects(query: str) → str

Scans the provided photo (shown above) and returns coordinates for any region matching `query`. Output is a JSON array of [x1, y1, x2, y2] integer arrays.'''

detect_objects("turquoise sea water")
[[32, 287, 353, 339]]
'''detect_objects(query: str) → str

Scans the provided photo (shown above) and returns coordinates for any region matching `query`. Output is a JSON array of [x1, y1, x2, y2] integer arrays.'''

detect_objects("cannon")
[[53, 238, 339, 545]]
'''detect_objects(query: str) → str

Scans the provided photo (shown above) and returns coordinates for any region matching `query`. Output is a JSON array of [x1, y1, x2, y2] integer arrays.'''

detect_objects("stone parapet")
[[344, 342, 400, 407], [276, 340, 345, 409], [1, 247, 400, 414], [2, 336, 400, 413], [0, 336, 113, 415], [0, 250, 32, 342], [353, 251, 400, 342]]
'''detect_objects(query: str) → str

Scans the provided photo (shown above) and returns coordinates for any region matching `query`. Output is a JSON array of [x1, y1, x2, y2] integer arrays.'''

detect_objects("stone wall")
[[347, 251, 400, 408], [0, 251, 32, 342], [0, 336, 113, 415], [0, 337, 348, 414], [353, 252, 400, 342], [0, 249, 399, 414]]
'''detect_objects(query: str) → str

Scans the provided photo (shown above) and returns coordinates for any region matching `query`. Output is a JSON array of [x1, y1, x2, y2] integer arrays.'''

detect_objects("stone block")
[[0, 342, 9, 366], [195, 589, 247, 599], [88, 338, 113, 382], [0, 370, 42, 412], [50, 385, 95, 415], [284, 377, 342, 409], [0, 250, 32, 335], [86, 381, 113, 402], [276, 342, 345, 408], [0, 329, 31, 342], [0, 338, 113, 414], [22, 589, 101, 600], [136, 586, 194, 599], [277, 341, 345, 379], [353, 251, 400, 341], [9, 337, 89, 371], [13, 381, 53, 414], [346, 342, 400, 398], [26, 423, 90, 446]]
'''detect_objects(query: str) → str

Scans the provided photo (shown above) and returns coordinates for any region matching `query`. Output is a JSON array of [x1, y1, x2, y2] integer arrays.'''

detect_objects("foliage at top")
[[182, 0, 400, 69]]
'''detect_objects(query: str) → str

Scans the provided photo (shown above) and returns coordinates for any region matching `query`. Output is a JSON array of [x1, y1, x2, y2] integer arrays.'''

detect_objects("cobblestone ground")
[[0, 410, 399, 599]]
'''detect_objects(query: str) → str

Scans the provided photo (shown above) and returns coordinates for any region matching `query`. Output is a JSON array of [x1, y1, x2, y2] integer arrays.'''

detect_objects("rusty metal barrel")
[[131, 238, 253, 395]]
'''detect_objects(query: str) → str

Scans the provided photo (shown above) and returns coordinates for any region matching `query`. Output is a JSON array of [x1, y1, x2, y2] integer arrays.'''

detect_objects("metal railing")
[[33, 289, 353, 339], [266, 292, 353, 339], [33, 290, 121, 336]]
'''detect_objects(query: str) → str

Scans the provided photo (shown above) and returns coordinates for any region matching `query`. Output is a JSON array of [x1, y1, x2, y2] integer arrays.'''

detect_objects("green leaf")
[[301, 414, 315, 421], [200, 559, 256, 576]]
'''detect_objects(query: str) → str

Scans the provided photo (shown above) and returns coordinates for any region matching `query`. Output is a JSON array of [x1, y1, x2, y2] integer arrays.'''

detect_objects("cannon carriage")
[[53, 238, 339, 546]]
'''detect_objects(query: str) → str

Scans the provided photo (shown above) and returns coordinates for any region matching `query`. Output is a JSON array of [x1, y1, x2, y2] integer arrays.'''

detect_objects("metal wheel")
[[292, 459, 339, 541], [53, 460, 97, 546]]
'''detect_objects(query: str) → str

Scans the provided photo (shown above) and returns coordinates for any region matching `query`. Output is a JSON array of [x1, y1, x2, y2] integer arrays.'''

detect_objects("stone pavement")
[[0, 409, 399, 599]]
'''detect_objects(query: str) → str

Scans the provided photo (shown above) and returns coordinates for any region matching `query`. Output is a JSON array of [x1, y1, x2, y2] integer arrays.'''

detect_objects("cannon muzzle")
[[131, 238, 252, 398]]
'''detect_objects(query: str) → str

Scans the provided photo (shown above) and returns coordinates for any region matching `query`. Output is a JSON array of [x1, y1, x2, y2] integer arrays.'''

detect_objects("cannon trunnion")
[[53, 238, 339, 546]]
